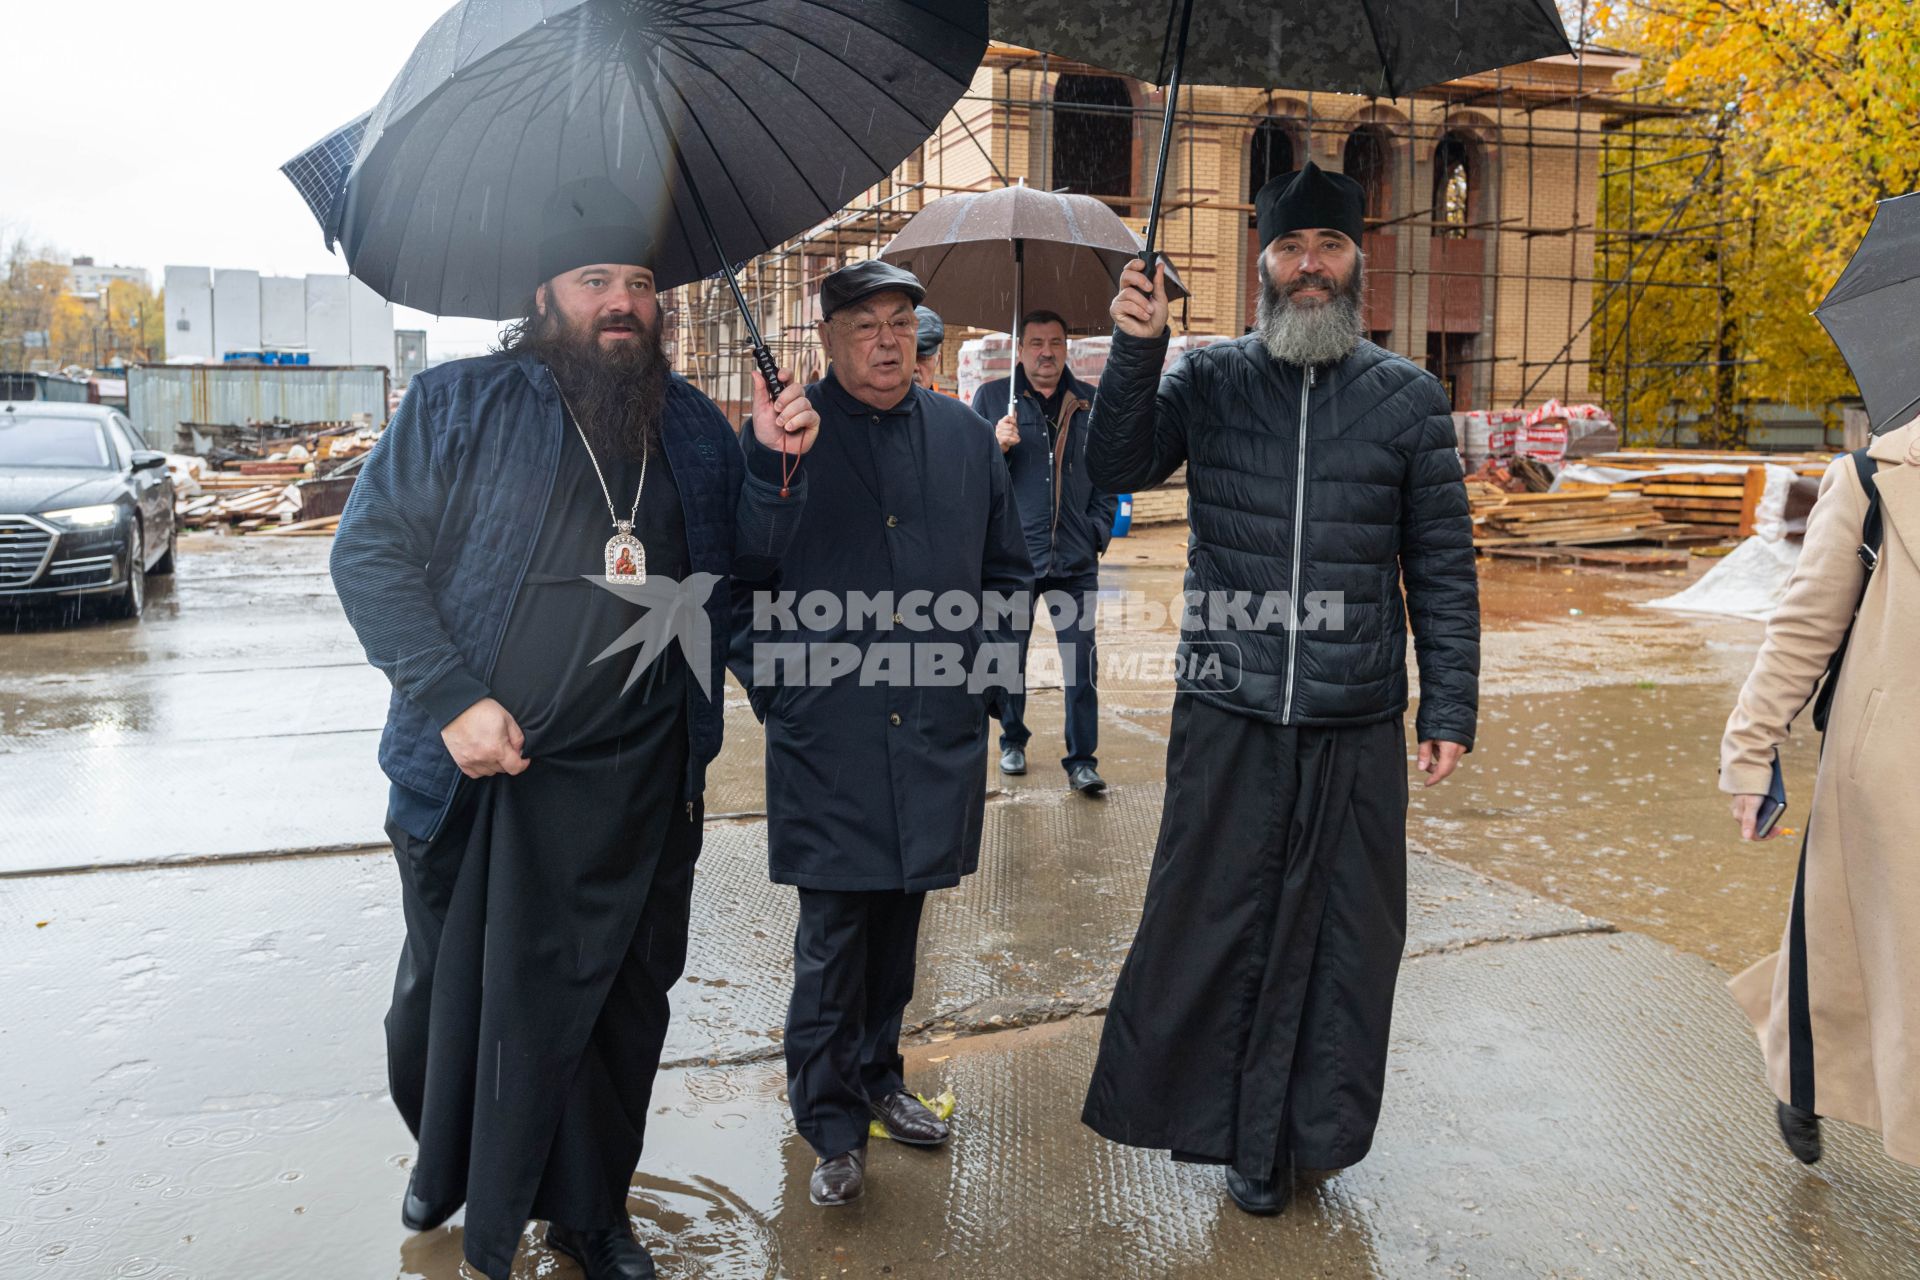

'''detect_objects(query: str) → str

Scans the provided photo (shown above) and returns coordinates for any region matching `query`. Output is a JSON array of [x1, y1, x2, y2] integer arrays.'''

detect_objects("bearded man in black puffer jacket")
[[1080, 163, 1479, 1218]]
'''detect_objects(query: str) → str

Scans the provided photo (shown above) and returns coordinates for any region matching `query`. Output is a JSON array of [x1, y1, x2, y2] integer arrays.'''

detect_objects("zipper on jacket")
[[1281, 366, 1315, 724]]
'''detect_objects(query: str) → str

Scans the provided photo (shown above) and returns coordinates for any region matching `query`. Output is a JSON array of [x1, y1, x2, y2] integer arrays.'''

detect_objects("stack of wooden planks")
[[177, 483, 299, 530], [1578, 451, 1833, 538], [246, 515, 341, 537], [1471, 489, 1712, 548]]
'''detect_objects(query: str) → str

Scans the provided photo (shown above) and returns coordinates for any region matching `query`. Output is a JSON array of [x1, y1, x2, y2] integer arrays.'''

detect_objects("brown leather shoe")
[[809, 1148, 866, 1206], [870, 1091, 951, 1146]]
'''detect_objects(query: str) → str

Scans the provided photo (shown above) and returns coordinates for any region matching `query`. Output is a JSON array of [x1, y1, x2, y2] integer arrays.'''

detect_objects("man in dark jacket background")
[[1079, 163, 1479, 1218], [974, 310, 1117, 794], [332, 178, 816, 1280]]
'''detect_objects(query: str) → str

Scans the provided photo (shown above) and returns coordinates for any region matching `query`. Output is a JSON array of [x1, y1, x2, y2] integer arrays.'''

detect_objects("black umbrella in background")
[[283, 0, 988, 394], [1817, 191, 1920, 434], [993, 0, 1573, 269]]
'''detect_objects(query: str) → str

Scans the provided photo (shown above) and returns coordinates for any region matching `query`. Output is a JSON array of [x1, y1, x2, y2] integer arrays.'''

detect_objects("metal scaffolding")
[[665, 40, 1738, 446]]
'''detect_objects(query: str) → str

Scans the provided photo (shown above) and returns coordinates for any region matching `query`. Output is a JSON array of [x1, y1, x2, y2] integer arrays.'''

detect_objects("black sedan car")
[[0, 400, 176, 619]]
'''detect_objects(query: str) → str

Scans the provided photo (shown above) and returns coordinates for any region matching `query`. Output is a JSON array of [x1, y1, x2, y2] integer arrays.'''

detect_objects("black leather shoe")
[[809, 1148, 866, 1206], [1067, 763, 1107, 795], [1226, 1165, 1293, 1216], [1000, 745, 1027, 775], [1777, 1101, 1823, 1165], [400, 1170, 458, 1233], [871, 1091, 951, 1146], [546, 1222, 657, 1279]]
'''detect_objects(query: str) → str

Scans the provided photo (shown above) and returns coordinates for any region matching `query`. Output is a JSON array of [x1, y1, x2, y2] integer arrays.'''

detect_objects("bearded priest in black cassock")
[[332, 179, 817, 1280], [1079, 164, 1479, 1218]]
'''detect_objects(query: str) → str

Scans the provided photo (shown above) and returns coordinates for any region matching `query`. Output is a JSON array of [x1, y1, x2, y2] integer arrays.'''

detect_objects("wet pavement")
[[0, 536, 387, 873], [6, 529, 1919, 1277]]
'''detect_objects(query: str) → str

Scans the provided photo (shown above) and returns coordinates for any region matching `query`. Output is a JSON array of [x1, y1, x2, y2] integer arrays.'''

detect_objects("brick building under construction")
[[664, 42, 1688, 428]]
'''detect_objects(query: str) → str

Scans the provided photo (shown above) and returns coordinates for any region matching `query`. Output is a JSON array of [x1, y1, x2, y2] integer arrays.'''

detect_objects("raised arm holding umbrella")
[[285, 3, 988, 1276]]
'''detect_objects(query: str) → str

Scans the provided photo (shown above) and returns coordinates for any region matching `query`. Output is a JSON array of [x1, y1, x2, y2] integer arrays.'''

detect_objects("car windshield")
[[0, 414, 113, 468]]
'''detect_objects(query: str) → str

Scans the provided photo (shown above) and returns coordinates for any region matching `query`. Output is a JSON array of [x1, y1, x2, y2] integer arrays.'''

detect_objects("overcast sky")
[[0, 0, 507, 356]]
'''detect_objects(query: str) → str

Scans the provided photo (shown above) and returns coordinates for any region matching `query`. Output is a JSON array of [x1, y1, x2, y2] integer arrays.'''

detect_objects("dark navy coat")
[[972, 368, 1117, 581], [730, 370, 1033, 892], [332, 351, 804, 840]]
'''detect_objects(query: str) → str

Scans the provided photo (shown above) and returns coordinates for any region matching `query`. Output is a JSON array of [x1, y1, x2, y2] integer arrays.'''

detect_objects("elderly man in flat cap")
[[333, 177, 818, 1280], [731, 259, 1031, 1208], [1080, 162, 1480, 1216]]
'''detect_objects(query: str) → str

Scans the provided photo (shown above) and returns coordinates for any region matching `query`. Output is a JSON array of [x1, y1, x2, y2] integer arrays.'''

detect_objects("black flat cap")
[[914, 306, 945, 358], [539, 177, 653, 281], [1255, 161, 1367, 249], [820, 259, 925, 320]]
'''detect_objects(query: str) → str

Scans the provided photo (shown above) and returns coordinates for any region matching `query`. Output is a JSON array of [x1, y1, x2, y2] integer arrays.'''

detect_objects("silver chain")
[[558, 391, 646, 528]]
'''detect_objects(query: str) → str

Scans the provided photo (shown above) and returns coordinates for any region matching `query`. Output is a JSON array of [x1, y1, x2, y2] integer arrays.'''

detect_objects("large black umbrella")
[[283, 0, 987, 391], [994, 0, 1572, 266], [1817, 191, 1920, 434]]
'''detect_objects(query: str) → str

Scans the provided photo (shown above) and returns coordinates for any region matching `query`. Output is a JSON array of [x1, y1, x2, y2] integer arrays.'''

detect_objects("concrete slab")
[[676, 784, 1602, 1065], [11, 847, 1916, 1280], [626, 934, 1920, 1280]]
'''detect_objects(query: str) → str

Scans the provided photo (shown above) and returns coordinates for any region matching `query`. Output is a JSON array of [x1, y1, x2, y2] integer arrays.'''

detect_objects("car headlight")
[[40, 504, 122, 529]]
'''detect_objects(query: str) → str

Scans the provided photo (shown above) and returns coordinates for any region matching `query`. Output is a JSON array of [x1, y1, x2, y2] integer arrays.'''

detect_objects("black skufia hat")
[[538, 177, 653, 281], [819, 259, 925, 319], [1255, 161, 1367, 249]]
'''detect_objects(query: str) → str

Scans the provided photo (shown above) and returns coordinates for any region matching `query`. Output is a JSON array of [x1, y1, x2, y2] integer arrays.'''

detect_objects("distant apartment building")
[[65, 257, 150, 297]]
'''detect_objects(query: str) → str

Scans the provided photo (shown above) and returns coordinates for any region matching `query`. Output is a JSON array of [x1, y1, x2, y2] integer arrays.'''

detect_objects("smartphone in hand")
[[1754, 753, 1788, 840]]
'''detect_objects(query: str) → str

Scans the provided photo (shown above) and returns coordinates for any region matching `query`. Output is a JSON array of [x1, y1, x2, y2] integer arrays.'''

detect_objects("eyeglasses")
[[839, 315, 919, 343]]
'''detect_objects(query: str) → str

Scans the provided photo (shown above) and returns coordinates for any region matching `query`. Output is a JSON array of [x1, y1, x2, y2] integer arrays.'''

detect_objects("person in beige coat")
[[1721, 415, 1920, 1169]]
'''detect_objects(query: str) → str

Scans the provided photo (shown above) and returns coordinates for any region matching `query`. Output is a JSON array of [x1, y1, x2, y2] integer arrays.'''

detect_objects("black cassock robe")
[[386, 428, 697, 1280], [1082, 698, 1408, 1181]]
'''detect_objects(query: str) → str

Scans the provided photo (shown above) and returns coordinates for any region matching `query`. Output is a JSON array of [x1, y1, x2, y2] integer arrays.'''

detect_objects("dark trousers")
[[999, 572, 1100, 771], [785, 888, 928, 1159]]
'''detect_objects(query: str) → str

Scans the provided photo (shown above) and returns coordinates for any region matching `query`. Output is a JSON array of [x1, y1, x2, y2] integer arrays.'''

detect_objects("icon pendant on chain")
[[605, 523, 646, 585]]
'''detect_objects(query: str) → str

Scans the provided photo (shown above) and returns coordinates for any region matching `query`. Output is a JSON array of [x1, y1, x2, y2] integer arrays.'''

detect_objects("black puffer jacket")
[[1086, 329, 1478, 748]]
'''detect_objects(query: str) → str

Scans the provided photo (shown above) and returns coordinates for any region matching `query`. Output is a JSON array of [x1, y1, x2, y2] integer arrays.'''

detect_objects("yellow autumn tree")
[[1593, 0, 1920, 445]]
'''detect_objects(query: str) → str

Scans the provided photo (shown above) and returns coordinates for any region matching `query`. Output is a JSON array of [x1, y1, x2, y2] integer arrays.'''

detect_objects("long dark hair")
[[494, 293, 544, 354]]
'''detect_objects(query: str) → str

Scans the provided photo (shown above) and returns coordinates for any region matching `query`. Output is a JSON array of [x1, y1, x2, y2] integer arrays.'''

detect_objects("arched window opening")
[[1052, 75, 1134, 210]]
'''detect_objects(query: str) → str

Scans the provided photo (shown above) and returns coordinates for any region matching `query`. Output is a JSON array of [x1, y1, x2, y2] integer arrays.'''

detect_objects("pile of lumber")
[[246, 515, 341, 537], [1586, 449, 1832, 478], [1580, 450, 1834, 538], [177, 483, 300, 530], [1471, 490, 1706, 548]]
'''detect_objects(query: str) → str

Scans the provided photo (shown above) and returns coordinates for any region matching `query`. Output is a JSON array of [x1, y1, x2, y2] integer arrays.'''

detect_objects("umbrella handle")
[[752, 343, 785, 398], [751, 342, 801, 496]]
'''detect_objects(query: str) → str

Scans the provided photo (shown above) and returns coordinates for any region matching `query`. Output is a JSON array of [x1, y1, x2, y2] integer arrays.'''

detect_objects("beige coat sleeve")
[[1719, 455, 1870, 795]]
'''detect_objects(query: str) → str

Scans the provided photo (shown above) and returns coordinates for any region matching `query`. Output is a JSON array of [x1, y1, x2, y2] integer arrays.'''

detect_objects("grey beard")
[[1256, 270, 1364, 369]]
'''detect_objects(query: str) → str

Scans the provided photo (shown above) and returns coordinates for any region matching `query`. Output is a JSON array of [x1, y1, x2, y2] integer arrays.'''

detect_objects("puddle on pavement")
[[1411, 678, 1818, 971]]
